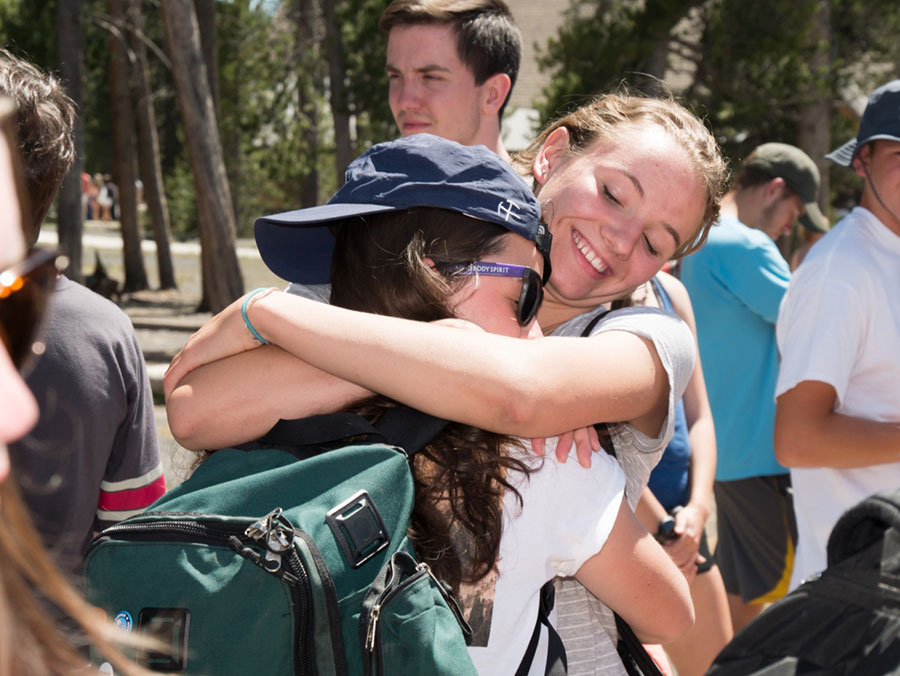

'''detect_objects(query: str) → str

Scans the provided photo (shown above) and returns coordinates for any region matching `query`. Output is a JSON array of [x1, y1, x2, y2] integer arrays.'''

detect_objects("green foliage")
[[338, 0, 396, 149], [537, 0, 900, 205], [831, 0, 900, 68], [210, 0, 393, 232], [688, 0, 824, 159], [217, 0, 307, 233], [163, 153, 198, 239], [82, 0, 116, 176], [2, 0, 399, 239], [0, 0, 56, 65], [536, 0, 703, 122]]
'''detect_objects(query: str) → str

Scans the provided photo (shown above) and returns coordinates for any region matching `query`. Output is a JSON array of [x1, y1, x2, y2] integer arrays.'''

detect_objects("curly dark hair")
[[330, 207, 533, 592]]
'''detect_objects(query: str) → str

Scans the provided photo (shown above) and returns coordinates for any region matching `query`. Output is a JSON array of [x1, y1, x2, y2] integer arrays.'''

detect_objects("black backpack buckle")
[[326, 490, 390, 568]]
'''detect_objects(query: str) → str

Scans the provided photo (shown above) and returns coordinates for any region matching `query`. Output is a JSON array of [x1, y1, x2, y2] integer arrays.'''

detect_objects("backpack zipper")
[[242, 508, 316, 676], [363, 554, 471, 675], [90, 509, 317, 676]]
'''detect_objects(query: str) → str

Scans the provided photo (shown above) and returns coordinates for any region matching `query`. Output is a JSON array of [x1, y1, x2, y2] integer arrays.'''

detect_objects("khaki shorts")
[[713, 474, 797, 604]]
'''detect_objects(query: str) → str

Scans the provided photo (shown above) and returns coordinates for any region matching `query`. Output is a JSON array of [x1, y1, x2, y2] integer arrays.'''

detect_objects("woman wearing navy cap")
[[168, 92, 728, 675], [168, 132, 691, 674]]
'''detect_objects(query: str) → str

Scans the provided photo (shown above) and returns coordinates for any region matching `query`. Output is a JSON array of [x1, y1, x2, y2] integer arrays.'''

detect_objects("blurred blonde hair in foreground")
[[0, 96, 152, 676]]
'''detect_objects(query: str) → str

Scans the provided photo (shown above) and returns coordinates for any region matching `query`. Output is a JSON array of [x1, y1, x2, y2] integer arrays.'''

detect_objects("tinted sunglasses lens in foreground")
[[0, 248, 64, 373], [517, 267, 543, 326]]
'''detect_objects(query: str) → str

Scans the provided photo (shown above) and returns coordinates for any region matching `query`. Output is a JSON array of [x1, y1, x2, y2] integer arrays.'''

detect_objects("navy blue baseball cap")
[[827, 79, 900, 167], [255, 134, 550, 284]]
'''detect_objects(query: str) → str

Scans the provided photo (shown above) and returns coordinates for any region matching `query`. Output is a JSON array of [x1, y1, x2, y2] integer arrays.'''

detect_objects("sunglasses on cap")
[[442, 261, 544, 327], [0, 248, 65, 373]]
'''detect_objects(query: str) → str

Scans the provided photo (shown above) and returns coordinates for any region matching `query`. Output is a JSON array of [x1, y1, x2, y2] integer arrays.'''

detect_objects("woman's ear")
[[533, 126, 570, 186], [423, 256, 437, 270]]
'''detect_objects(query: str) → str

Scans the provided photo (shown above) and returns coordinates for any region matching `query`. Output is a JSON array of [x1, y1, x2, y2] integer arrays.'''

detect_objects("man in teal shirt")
[[680, 143, 826, 632]]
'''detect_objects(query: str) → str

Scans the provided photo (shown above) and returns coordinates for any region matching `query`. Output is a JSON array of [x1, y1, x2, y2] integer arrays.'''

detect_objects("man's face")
[[386, 23, 488, 146], [755, 183, 805, 241], [856, 140, 900, 233]]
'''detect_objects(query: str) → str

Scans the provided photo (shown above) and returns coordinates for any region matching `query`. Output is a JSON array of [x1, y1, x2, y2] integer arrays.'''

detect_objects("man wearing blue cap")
[[774, 80, 900, 591]]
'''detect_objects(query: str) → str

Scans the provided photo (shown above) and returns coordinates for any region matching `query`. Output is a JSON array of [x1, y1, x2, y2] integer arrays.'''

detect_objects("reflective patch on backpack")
[[113, 611, 133, 633]]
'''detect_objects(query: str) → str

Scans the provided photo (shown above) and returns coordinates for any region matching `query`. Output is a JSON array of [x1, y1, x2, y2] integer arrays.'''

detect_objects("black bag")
[[706, 488, 900, 675]]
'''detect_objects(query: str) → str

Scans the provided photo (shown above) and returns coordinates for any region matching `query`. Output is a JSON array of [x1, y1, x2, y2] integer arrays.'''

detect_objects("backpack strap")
[[648, 277, 671, 312], [515, 580, 567, 676], [247, 407, 449, 460], [579, 308, 612, 338], [614, 613, 664, 676], [253, 411, 382, 452], [373, 406, 450, 459]]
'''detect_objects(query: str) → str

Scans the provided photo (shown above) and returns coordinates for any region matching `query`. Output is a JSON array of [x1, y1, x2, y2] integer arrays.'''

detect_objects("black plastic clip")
[[326, 490, 390, 568]]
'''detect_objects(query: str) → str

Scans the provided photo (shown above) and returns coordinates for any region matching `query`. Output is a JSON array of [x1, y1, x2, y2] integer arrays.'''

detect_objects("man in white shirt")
[[774, 79, 900, 590]]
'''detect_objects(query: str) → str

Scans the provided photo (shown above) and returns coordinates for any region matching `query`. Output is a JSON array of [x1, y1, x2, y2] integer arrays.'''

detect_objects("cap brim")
[[826, 139, 857, 167], [799, 201, 828, 233], [254, 203, 397, 284]]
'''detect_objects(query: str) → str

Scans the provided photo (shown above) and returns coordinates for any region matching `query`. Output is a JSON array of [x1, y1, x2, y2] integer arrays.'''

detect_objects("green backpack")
[[83, 408, 476, 676]]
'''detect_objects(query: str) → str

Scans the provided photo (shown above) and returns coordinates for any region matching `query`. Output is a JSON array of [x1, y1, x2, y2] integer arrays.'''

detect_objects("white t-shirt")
[[550, 307, 696, 676], [775, 206, 900, 589], [465, 442, 626, 675], [282, 288, 693, 672]]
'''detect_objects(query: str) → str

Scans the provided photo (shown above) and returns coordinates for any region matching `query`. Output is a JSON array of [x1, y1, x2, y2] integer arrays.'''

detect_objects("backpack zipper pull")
[[244, 507, 293, 573], [364, 605, 381, 652]]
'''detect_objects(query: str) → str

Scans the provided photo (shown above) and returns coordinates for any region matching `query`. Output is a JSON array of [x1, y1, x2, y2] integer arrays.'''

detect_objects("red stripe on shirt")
[[97, 474, 166, 512]]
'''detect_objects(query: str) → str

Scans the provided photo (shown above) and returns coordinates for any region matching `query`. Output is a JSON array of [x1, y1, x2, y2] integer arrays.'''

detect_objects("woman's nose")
[[601, 217, 642, 259]]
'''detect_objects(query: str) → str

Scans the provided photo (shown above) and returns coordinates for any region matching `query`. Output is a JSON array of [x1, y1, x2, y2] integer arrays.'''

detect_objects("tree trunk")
[[194, 0, 220, 120], [161, 0, 243, 312], [126, 0, 177, 289], [55, 0, 85, 283], [108, 0, 148, 292], [223, 7, 241, 224], [797, 0, 832, 221], [637, 0, 703, 96], [193, 0, 226, 310], [322, 0, 354, 185], [296, 0, 320, 206], [644, 39, 670, 84]]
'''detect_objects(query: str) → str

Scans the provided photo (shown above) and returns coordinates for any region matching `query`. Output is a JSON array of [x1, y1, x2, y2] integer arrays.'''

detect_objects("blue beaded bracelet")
[[241, 288, 272, 345]]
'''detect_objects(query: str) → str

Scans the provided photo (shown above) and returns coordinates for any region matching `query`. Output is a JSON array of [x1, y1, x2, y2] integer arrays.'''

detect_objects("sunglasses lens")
[[0, 252, 57, 372], [518, 271, 543, 326]]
